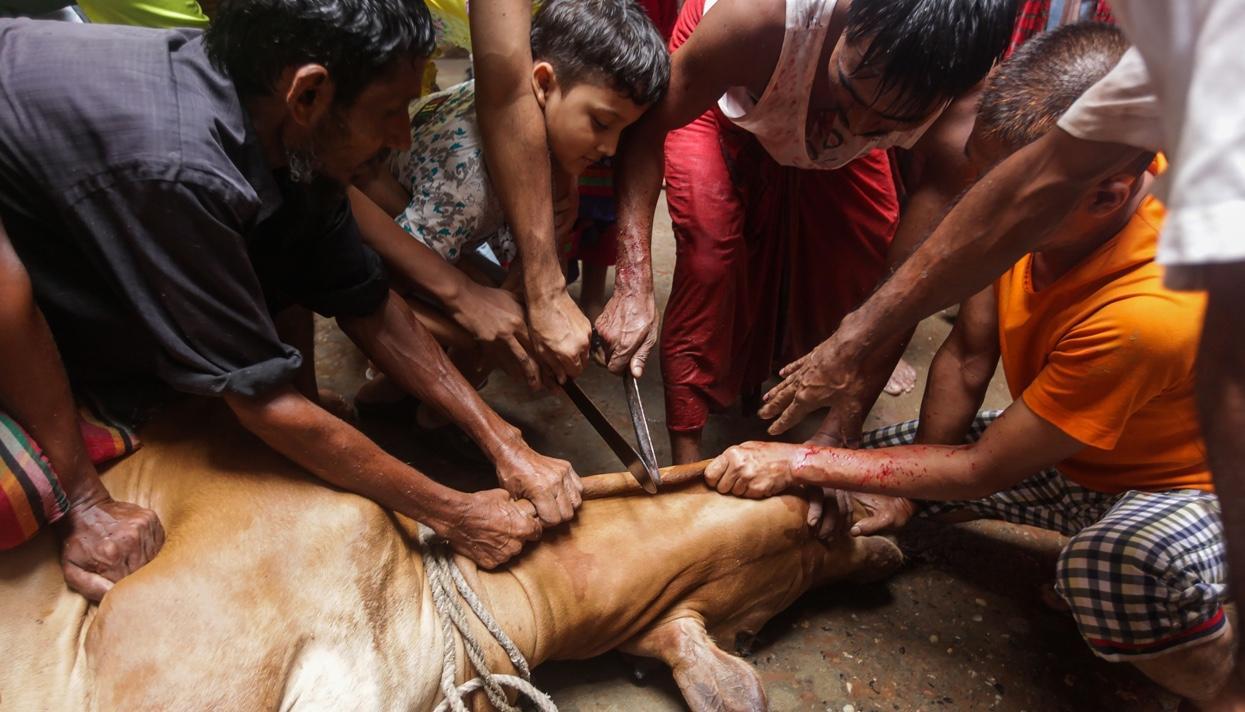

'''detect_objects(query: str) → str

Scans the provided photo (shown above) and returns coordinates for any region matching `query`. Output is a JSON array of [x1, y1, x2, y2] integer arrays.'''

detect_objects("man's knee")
[[1057, 494, 1227, 662]]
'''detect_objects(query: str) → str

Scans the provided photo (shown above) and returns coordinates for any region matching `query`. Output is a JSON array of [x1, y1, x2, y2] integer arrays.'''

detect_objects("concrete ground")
[[314, 187, 1176, 711], [314, 58, 1176, 711]]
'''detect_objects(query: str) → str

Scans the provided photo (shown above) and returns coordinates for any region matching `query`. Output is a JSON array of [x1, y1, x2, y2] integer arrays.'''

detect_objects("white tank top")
[[704, 0, 941, 170]]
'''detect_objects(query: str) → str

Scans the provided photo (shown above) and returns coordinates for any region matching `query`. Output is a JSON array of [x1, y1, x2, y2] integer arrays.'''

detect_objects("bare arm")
[[0, 223, 163, 601], [601, 0, 784, 376], [762, 128, 1146, 433], [338, 291, 581, 526], [770, 89, 982, 439], [348, 188, 541, 387], [916, 288, 999, 445], [707, 399, 1082, 502], [470, 0, 590, 383]]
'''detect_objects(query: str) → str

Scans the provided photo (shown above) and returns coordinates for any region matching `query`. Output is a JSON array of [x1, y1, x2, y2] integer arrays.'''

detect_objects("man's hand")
[[494, 446, 583, 527], [448, 281, 542, 389], [594, 281, 657, 378], [527, 289, 591, 384], [58, 497, 165, 602], [805, 489, 916, 541], [705, 441, 801, 499], [760, 335, 870, 437], [437, 489, 543, 569]]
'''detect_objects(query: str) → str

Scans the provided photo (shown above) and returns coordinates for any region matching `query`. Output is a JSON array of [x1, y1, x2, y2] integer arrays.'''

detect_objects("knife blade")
[[561, 378, 659, 494], [624, 374, 662, 490]]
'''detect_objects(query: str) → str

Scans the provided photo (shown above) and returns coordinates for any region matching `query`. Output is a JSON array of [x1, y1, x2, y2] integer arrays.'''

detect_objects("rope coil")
[[421, 530, 558, 712]]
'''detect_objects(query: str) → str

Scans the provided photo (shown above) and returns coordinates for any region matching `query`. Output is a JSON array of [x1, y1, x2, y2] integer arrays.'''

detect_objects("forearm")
[[917, 345, 991, 445], [834, 132, 1133, 361], [226, 386, 466, 530], [612, 121, 664, 295], [791, 444, 999, 501], [339, 292, 525, 460], [349, 188, 471, 307], [0, 233, 103, 507], [471, 0, 564, 302]]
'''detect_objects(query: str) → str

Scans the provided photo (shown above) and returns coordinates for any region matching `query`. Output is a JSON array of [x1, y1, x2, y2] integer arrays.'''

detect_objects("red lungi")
[[660, 0, 899, 433]]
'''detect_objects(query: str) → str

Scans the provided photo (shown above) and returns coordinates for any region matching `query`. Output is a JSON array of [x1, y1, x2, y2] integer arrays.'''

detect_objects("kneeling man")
[[705, 24, 1234, 707]]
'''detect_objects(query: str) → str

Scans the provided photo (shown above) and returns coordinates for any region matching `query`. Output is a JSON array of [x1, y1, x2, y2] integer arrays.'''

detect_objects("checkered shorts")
[[864, 412, 1229, 661]]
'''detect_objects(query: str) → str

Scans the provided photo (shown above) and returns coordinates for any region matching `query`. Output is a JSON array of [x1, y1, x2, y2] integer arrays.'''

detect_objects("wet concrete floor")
[[314, 187, 1176, 711]]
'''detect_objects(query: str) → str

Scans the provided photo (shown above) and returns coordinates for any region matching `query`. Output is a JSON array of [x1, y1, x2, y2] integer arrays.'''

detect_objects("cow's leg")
[[620, 616, 766, 712]]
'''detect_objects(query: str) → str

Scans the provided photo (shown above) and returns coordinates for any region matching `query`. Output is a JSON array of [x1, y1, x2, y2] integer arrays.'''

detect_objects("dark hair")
[[530, 0, 671, 106], [206, 0, 436, 107], [847, 0, 1018, 118], [978, 23, 1130, 150]]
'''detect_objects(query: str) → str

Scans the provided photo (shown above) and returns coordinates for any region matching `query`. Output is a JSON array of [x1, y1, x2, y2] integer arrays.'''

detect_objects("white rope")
[[421, 529, 557, 712], [431, 675, 557, 712]]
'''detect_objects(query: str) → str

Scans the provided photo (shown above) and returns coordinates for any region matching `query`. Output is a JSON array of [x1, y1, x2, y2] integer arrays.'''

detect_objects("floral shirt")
[[388, 80, 517, 266]]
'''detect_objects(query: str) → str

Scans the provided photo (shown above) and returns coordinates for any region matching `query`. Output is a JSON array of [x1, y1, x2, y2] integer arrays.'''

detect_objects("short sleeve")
[[1057, 47, 1164, 152], [61, 174, 302, 398], [250, 193, 390, 319], [1021, 296, 1198, 450]]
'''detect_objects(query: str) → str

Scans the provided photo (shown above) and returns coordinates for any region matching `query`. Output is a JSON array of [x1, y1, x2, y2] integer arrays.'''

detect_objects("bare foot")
[[883, 358, 917, 396]]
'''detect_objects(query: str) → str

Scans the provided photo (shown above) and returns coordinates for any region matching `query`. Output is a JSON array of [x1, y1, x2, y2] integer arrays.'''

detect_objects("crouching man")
[[705, 24, 1237, 707], [0, 0, 581, 595]]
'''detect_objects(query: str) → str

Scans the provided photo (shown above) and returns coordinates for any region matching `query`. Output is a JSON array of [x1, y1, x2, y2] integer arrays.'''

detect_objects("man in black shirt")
[[0, 0, 580, 598]]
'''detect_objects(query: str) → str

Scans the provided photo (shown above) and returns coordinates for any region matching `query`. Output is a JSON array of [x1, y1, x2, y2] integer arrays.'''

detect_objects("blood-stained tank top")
[[703, 0, 940, 169]]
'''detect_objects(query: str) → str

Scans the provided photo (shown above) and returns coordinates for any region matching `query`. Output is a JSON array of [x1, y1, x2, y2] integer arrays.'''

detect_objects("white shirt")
[[1057, 0, 1245, 287]]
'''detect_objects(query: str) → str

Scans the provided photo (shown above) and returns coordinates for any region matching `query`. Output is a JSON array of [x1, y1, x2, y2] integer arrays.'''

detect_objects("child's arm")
[[917, 288, 1000, 445], [349, 188, 541, 388], [355, 169, 412, 219], [705, 398, 1083, 502]]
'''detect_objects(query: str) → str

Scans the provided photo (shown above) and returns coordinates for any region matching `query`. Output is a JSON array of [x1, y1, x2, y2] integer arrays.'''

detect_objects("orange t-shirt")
[[995, 195, 1211, 493]]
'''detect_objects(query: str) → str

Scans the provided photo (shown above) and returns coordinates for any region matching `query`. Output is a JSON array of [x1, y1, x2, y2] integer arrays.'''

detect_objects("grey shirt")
[[0, 19, 388, 402]]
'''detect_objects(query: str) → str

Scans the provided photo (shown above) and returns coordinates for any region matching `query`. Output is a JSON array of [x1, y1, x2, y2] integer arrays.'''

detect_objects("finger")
[[531, 495, 559, 528], [563, 474, 583, 509], [834, 489, 853, 539], [759, 380, 796, 416], [62, 563, 113, 602], [730, 475, 751, 498], [506, 336, 541, 390], [806, 487, 824, 528], [556, 490, 573, 523], [817, 506, 838, 540], [704, 455, 727, 487], [778, 355, 807, 379], [630, 328, 657, 379], [767, 398, 810, 436]]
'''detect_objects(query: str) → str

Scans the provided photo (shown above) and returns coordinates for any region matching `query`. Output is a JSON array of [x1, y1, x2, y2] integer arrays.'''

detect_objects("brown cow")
[[0, 403, 902, 711]]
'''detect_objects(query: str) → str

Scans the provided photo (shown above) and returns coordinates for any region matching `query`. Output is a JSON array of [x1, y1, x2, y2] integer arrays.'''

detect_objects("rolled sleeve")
[[62, 171, 302, 398]]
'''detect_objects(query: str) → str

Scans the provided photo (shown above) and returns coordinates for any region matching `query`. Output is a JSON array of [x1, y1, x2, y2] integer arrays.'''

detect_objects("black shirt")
[[0, 19, 388, 399]]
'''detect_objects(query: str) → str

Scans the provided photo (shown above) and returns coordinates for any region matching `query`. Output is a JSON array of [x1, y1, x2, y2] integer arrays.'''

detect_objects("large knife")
[[561, 378, 659, 494], [624, 373, 662, 490]]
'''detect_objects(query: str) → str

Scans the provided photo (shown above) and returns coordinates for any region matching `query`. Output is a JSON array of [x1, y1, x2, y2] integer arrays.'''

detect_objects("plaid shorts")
[[864, 412, 1229, 661]]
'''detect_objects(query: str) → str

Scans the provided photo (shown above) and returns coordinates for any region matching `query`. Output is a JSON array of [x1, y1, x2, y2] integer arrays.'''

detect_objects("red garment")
[[660, 0, 899, 433], [638, 0, 677, 40]]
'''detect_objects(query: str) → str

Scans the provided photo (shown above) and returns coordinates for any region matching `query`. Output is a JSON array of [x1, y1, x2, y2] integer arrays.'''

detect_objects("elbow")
[[224, 387, 304, 440]]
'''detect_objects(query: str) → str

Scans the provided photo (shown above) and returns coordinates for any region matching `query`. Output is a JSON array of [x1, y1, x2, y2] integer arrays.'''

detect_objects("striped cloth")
[[0, 402, 140, 550], [865, 412, 1228, 660]]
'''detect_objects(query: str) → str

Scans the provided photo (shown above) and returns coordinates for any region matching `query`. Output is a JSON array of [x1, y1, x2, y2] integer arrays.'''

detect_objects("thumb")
[[851, 513, 887, 537], [62, 564, 114, 602]]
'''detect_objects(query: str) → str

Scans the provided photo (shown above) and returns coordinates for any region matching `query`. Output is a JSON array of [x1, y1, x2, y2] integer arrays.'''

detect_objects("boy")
[[703, 24, 1236, 707], [351, 0, 669, 399]]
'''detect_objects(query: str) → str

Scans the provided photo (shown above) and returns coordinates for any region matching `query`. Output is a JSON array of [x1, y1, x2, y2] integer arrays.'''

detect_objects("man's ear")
[[530, 61, 557, 110], [1086, 174, 1135, 217], [283, 64, 335, 128]]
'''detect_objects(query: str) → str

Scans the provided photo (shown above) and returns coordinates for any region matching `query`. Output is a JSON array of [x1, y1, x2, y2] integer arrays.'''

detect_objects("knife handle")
[[581, 460, 712, 500]]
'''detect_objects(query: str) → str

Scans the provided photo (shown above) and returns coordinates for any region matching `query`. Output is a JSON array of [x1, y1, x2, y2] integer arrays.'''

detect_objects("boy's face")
[[533, 64, 649, 174]]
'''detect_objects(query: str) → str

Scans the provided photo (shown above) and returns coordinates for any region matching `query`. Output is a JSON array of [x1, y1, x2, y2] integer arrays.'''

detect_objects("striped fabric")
[[0, 403, 140, 550], [0, 413, 70, 549]]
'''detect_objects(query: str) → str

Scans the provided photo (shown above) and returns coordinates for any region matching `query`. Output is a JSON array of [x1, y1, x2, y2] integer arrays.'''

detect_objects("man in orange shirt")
[[702, 24, 1234, 706]]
